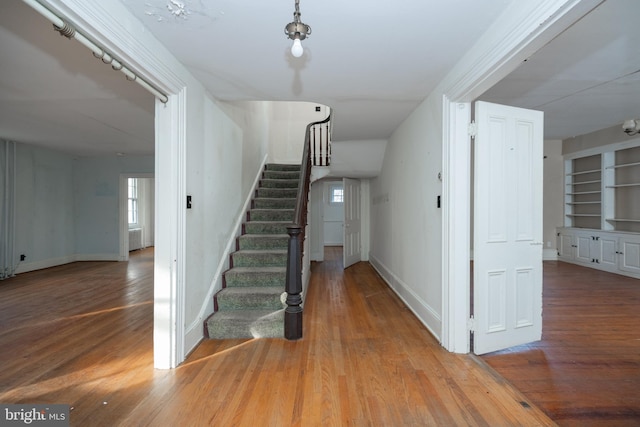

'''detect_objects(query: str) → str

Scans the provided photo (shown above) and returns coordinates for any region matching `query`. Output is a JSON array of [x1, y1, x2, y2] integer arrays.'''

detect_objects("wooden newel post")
[[285, 224, 303, 340]]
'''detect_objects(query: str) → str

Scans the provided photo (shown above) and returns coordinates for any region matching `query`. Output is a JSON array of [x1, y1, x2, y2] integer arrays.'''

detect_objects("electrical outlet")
[[20, 254, 26, 261]]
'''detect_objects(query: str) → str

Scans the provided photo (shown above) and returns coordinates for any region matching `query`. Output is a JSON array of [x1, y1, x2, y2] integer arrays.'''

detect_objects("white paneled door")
[[343, 178, 361, 269], [473, 101, 543, 355]]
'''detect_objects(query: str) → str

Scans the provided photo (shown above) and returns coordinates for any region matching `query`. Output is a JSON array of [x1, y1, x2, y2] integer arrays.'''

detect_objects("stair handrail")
[[285, 113, 331, 340]]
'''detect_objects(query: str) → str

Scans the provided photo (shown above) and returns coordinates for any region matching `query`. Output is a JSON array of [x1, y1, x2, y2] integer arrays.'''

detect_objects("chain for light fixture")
[[284, 0, 311, 58]]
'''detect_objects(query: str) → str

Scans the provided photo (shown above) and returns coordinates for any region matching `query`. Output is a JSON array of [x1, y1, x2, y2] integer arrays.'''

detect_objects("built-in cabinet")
[[560, 142, 640, 279], [557, 228, 640, 278]]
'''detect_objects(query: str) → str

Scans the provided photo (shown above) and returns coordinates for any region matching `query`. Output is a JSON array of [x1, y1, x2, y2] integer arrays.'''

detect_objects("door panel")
[[473, 101, 543, 355], [619, 237, 640, 275], [343, 178, 361, 269]]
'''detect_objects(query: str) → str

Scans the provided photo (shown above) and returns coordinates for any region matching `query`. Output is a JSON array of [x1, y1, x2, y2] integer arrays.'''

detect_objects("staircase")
[[205, 163, 300, 339]]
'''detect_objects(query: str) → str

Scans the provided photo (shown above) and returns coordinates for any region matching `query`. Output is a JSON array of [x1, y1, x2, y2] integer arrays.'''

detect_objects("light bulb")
[[291, 38, 303, 57]]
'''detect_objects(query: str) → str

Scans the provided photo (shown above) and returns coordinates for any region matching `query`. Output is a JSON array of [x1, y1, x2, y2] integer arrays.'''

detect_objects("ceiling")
[[0, 0, 638, 156]]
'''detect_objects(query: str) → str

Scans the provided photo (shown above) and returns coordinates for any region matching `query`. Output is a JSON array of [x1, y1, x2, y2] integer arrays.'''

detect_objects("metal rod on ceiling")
[[21, 0, 169, 104]]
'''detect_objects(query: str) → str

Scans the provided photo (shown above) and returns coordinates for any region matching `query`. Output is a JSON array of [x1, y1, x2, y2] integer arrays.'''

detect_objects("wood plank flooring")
[[0, 247, 554, 426], [482, 261, 640, 427]]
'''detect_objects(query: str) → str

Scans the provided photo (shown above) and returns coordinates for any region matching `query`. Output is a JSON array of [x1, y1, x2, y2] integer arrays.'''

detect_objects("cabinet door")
[[575, 233, 593, 264], [557, 231, 574, 260], [591, 233, 618, 272], [619, 237, 640, 276]]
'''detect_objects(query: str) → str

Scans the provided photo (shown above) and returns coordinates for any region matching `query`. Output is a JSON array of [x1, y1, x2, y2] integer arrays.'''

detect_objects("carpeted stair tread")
[[232, 250, 287, 267], [265, 164, 301, 172], [206, 309, 284, 339], [244, 221, 290, 234], [224, 266, 286, 287], [263, 170, 300, 180], [238, 234, 289, 250], [249, 209, 294, 221], [256, 188, 298, 198], [260, 179, 299, 189], [206, 162, 300, 340], [216, 286, 285, 310], [253, 198, 296, 209]]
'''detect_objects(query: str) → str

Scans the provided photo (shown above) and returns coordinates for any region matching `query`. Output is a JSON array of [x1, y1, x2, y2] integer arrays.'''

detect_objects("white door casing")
[[343, 178, 362, 269], [473, 101, 543, 355]]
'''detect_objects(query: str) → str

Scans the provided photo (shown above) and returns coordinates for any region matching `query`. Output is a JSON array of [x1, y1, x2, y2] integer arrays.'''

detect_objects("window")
[[329, 184, 343, 204], [128, 178, 139, 226]]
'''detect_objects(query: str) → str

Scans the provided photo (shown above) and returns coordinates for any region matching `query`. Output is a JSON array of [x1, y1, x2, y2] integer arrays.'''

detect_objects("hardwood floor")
[[0, 247, 553, 426], [482, 261, 640, 427]]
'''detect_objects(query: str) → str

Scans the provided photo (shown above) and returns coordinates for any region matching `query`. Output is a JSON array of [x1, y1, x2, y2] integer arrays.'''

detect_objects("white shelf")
[[566, 168, 600, 176], [568, 179, 601, 185], [606, 218, 640, 223], [566, 214, 601, 217], [566, 191, 601, 195], [606, 161, 640, 170], [605, 183, 640, 188], [566, 201, 601, 205]]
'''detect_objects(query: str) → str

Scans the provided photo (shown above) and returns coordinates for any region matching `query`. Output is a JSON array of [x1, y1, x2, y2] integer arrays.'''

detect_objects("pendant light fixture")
[[284, 0, 311, 58]]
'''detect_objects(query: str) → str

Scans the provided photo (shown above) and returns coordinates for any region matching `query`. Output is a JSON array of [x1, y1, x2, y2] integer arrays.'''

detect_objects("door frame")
[[441, 0, 603, 352]]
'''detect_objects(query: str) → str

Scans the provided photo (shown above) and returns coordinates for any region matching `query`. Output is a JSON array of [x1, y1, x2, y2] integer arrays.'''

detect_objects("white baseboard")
[[369, 254, 442, 341]]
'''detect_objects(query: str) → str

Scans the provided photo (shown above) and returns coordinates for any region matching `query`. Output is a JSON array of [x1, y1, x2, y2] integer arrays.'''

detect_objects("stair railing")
[[285, 114, 331, 340], [310, 116, 331, 166]]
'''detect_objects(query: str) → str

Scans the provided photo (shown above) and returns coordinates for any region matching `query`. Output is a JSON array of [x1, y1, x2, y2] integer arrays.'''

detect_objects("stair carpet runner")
[[205, 164, 300, 339]]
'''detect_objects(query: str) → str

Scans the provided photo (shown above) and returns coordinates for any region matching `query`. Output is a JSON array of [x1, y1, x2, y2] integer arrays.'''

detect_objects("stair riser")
[[249, 210, 294, 221], [232, 253, 287, 267], [216, 293, 284, 310], [207, 323, 284, 339], [206, 311, 285, 339]]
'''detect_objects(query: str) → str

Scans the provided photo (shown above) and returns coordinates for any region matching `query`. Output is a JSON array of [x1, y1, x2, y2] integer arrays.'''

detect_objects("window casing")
[[128, 178, 139, 227], [329, 184, 344, 204]]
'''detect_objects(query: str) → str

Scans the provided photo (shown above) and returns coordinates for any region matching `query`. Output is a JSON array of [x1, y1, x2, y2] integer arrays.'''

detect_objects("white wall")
[[543, 140, 564, 259], [14, 144, 75, 272], [74, 155, 154, 257], [12, 145, 154, 273], [139, 178, 155, 248], [328, 139, 387, 178], [268, 102, 328, 163], [369, 93, 444, 338], [309, 181, 324, 261]]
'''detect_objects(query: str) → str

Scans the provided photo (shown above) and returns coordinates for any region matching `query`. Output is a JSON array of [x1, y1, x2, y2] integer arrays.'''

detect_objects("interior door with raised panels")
[[473, 101, 544, 355]]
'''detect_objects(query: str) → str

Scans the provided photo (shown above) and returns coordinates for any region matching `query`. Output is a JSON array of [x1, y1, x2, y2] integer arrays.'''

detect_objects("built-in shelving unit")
[[605, 146, 640, 233], [559, 141, 640, 278], [564, 155, 602, 229]]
